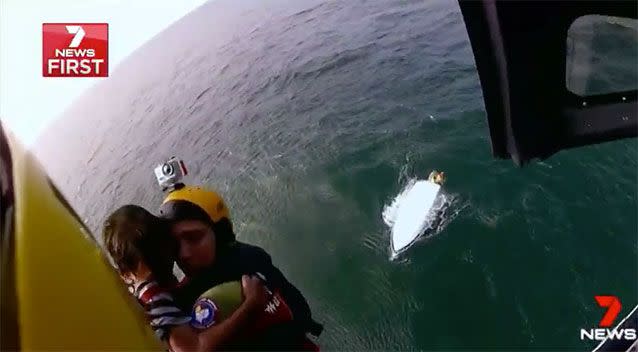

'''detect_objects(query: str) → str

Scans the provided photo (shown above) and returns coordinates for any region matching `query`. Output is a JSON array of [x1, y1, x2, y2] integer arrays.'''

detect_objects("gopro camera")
[[154, 157, 188, 192]]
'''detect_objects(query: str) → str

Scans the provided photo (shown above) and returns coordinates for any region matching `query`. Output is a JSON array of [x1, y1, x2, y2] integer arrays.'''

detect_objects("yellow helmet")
[[159, 185, 236, 245], [160, 185, 230, 223]]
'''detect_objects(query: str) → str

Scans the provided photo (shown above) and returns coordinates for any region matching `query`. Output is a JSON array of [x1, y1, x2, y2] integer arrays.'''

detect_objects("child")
[[102, 204, 267, 352]]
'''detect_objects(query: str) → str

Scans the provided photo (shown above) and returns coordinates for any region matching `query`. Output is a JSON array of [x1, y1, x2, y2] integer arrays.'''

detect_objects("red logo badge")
[[580, 295, 636, 342], [595, 295, 622, 328], [42, 23, 108, 77]]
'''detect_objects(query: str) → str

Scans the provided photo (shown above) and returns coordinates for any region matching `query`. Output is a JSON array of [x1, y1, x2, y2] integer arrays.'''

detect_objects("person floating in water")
[[428, 170, 446, 185]]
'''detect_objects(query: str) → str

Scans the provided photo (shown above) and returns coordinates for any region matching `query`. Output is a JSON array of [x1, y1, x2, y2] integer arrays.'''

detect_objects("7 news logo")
[[580, 295, 637, 342], [42, 23, 108, 77]]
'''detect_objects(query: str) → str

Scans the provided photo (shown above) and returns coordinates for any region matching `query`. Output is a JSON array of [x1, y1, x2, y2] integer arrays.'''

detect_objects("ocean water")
[[35, 0, 637, 350]]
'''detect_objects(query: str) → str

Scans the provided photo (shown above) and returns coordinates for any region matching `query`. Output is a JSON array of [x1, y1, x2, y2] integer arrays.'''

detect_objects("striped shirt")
[[134, 280, 191, 341]]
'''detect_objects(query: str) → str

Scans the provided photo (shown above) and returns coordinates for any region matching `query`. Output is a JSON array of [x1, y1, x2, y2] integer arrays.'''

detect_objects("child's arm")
[[138, 276, 268, 352]]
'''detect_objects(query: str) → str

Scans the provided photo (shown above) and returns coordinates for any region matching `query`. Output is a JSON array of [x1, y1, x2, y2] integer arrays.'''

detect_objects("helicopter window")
[[566, 15, 637, 97]]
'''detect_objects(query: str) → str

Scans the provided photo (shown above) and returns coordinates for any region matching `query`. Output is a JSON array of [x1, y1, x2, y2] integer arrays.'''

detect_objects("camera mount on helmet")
[[154, 157, 188, 192]]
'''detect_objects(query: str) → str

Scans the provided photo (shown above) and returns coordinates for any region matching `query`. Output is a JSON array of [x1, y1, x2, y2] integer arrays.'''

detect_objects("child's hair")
[[102, 204, 175, 286]]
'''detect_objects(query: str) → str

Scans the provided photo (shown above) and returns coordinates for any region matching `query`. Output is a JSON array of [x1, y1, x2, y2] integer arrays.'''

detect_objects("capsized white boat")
[[389, 171, 445, 254]]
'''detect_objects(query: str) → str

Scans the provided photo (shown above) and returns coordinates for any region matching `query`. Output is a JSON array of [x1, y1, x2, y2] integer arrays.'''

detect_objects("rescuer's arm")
[[137, 276, 267, 352], [167, 275, 268, 352], [246, 245, 317, 330]]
